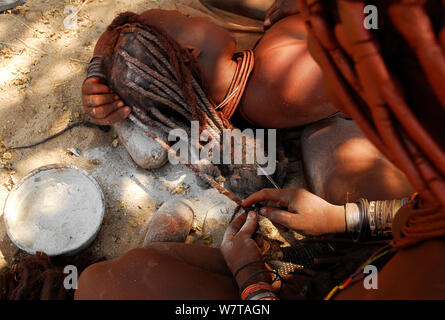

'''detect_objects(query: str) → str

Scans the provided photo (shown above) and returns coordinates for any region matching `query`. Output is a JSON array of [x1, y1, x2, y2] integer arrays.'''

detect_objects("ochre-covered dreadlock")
[[299, 0, 445, 248], [104, 13, 229, 135]]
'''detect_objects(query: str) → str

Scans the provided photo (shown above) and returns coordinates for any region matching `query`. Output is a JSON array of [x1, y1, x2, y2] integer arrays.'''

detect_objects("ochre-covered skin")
[[75, 244, 239, 300], [336, 208, 445, 300], [93, 9, 336, 128], [302, 117, 414, 205]]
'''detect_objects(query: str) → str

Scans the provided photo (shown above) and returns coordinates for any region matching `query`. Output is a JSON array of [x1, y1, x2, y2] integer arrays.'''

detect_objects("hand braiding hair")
[[298, 0, 445, 248]]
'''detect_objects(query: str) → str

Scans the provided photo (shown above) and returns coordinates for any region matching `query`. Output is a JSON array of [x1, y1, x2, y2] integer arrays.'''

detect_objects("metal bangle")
[[368, 201, 377, 237], [89, 55, 104, 63], [345, 202, 361, 237], [245, 290, 278, 301], [86, 72, 107, 80], [352, 198, 369, 242]]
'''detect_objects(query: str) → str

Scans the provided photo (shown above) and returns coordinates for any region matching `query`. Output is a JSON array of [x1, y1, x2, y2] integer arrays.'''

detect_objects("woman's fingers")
[[89, 106, 131, 125], [264, 0, 300, 28], [259, 206, 296, 229], [265, 8, 284, 28], [237, 211, 258, 239], [223, 213, 248, 243], [264, 1, 279, 28], [242, 188, 290, 208], [85, 100, 125, 119], [83, 93, 119, 109], [82, 77, 112, 95], [82, 76, 128, 125]]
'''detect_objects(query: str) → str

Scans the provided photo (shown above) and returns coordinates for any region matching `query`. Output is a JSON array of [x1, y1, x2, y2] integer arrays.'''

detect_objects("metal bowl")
[[3, 164, 105, 256]]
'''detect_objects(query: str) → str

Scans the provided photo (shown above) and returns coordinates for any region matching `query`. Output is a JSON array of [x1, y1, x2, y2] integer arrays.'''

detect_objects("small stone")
[[67, 147, 81, 157], [112, 119, 168, 169], [191, 225, 202, 232], [203, 234, 212, 246], [2, 152, 12, 160], [112, 139, 119, 148], [130, 220, 138, 227], [1, 163, 13, 171], [90, 158, 100, 165]]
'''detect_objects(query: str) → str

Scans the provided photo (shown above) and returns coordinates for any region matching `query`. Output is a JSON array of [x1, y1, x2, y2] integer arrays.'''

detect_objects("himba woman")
[[75, 0, 444, 299]]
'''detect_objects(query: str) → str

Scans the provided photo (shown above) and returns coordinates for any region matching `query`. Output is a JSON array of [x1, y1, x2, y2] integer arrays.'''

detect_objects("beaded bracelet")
[[241, 282, 278, 301], [238, 269, 282, 295]]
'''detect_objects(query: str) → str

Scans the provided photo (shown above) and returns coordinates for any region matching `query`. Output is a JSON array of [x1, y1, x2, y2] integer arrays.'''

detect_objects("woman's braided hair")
[[96, 12, 244, 208], [102, 12, 231, 140], [299, 0, 445, 248]]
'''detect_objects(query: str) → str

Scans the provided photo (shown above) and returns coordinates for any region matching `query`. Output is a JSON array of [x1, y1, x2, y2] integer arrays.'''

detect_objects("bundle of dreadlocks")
[[298, 0, 445, 248], [102, 14, 243, 204], [102, 14, 226, 140], [88, 12, 285, 211], [82, 12, 241, 211]]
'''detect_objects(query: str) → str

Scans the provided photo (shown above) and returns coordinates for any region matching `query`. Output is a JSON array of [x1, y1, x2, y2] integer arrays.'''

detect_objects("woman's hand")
[[264, 0, 300, 29], [220, 212, 271, 290], [82, 77, 131, 125], [242, 188, 346, 236]]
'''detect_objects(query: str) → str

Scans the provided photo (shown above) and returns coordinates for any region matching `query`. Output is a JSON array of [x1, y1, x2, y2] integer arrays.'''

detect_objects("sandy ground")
[[0, 0, 306, 271]]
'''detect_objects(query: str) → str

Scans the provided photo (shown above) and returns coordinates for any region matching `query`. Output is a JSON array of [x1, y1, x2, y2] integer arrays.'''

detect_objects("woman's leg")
[[75, 199, 238, 300], [301, 116, 415, 205], [75, 246, 238, 300]]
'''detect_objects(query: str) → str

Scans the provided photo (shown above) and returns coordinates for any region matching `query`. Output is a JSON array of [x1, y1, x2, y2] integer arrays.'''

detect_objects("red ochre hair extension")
[[298, 0, 445, 248]]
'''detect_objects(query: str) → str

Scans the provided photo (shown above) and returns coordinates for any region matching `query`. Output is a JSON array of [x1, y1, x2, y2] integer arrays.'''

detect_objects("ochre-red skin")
[[301, 117, 414, 205], [75, 244, 239, 300]]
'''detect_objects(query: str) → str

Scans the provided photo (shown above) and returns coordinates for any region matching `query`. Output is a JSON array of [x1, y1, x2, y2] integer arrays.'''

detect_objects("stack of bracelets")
[[234, 260, 281, 301], [241, 282, 279, 301], [344, 197, 411, 241], [86, 55, 106, 80]]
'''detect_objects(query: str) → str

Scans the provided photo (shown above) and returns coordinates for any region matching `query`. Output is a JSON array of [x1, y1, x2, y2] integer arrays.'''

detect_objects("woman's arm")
[[243, 188, 346, 236], [243, 188, 409, 240]]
